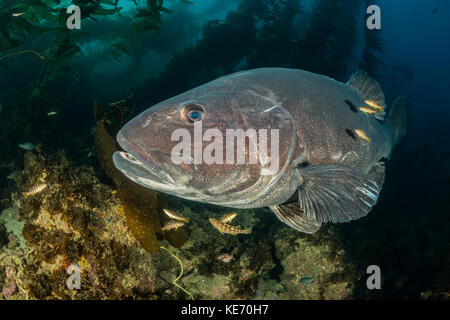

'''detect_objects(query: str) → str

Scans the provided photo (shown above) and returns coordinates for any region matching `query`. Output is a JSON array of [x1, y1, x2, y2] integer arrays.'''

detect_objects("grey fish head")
[[113, 80, 297, 206]]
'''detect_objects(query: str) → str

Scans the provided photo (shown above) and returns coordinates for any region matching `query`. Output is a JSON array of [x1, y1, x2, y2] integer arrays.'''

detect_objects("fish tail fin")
[[184, 217, 190, 223], [22, 192, 29, 199], [387, 96, 407, 147]]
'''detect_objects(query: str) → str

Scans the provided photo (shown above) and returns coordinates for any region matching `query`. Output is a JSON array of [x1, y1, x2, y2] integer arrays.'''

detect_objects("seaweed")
[[0, 0, 186, 93], [134, 0, 366, 107]]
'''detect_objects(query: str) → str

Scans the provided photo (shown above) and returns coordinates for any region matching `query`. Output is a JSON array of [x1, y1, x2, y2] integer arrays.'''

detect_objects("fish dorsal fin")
[[347, 70, 386, 112], [294, 164, 380, 223], [269, 203, 321, 234]]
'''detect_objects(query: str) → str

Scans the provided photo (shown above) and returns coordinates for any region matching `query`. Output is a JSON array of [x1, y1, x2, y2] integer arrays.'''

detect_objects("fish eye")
[[181, 103, 205, 123]]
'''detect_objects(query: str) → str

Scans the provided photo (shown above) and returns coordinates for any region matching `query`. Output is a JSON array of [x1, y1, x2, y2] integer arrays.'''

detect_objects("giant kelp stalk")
[[93, 97, 186, 253], [246, 0, 303, 68], [293, 0, 363, 80], [135, 0, 366, 109], [135, 0, 303, 107]]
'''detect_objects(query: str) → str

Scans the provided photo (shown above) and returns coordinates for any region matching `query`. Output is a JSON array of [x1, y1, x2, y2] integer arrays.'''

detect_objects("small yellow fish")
[[220, 213, 237, 224], [163, 209, 189, 222], [23, 183, 47, 198], [209, 218, 251, 235], [359, 107, 378, 114], [12, 12, 25, 17], [354, 129, 371, 143], [364, 100, 384, 111], [160, 220, 184, 232], [47, 111, 58, 116]]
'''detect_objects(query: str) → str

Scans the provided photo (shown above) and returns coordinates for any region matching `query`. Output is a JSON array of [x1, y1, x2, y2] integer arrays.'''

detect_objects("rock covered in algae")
[[4, 151, 162, 299], [0, 150, 360, 300], [146, 202, 358, 300], [272, 226, 358, 299]]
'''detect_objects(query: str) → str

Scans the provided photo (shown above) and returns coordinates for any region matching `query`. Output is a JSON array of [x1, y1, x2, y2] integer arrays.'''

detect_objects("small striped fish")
[[23, 183, 47, 198], [354, 129, 371, 143], [161, 220, 184, 232], [364, 100, 385, 111], [163, 209, 189, 222], [359, 107, 377, 114], [209, 218, 251, 235]]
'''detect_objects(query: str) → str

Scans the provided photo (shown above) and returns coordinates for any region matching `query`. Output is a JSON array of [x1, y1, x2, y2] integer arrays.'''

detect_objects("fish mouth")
[[113, 132, 178, 188], [113, 151, 175, 186]]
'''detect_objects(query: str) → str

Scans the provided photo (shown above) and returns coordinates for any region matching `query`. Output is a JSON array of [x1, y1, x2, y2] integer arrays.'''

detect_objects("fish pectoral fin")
[[269, 203, 321, 234], [347, 70, 386, 112], [294, 164, 380, 223]]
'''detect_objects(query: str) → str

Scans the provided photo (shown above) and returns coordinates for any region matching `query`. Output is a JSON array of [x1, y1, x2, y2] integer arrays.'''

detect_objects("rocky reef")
[[0, 148, 360, 300]]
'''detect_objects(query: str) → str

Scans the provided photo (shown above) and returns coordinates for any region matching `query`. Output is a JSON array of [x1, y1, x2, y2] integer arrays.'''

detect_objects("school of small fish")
[[160, 209, 251, 236], [353, 99, 387, 143]]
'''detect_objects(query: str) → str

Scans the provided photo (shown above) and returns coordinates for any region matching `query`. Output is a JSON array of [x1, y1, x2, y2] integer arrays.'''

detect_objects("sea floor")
[[0, 150, 448, 300], [0, 151, 358, 300]]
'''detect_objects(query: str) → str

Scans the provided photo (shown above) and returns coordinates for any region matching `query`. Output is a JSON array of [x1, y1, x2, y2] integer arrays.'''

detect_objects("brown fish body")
[[114, 68, 406, 234]]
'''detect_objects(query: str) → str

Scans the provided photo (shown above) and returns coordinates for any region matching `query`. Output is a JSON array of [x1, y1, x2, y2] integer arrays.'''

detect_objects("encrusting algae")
[[0, 147, 362, 299], [8, 151, 159, 299]]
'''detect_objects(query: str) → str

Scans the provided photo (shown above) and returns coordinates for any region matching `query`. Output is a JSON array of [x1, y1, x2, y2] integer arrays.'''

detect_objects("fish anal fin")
[[294, 164, 380, 223], [347, 70, 386, 111], [269, 204, 321, 234]]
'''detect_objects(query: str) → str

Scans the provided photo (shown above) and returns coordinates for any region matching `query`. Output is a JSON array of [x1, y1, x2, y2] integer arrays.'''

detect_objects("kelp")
[[246, 0, 303, 68], [135, 0, 367, 107], [93, 97, 185, 254], [292, 0, 362, 80], [0, 0, 187, 90]]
